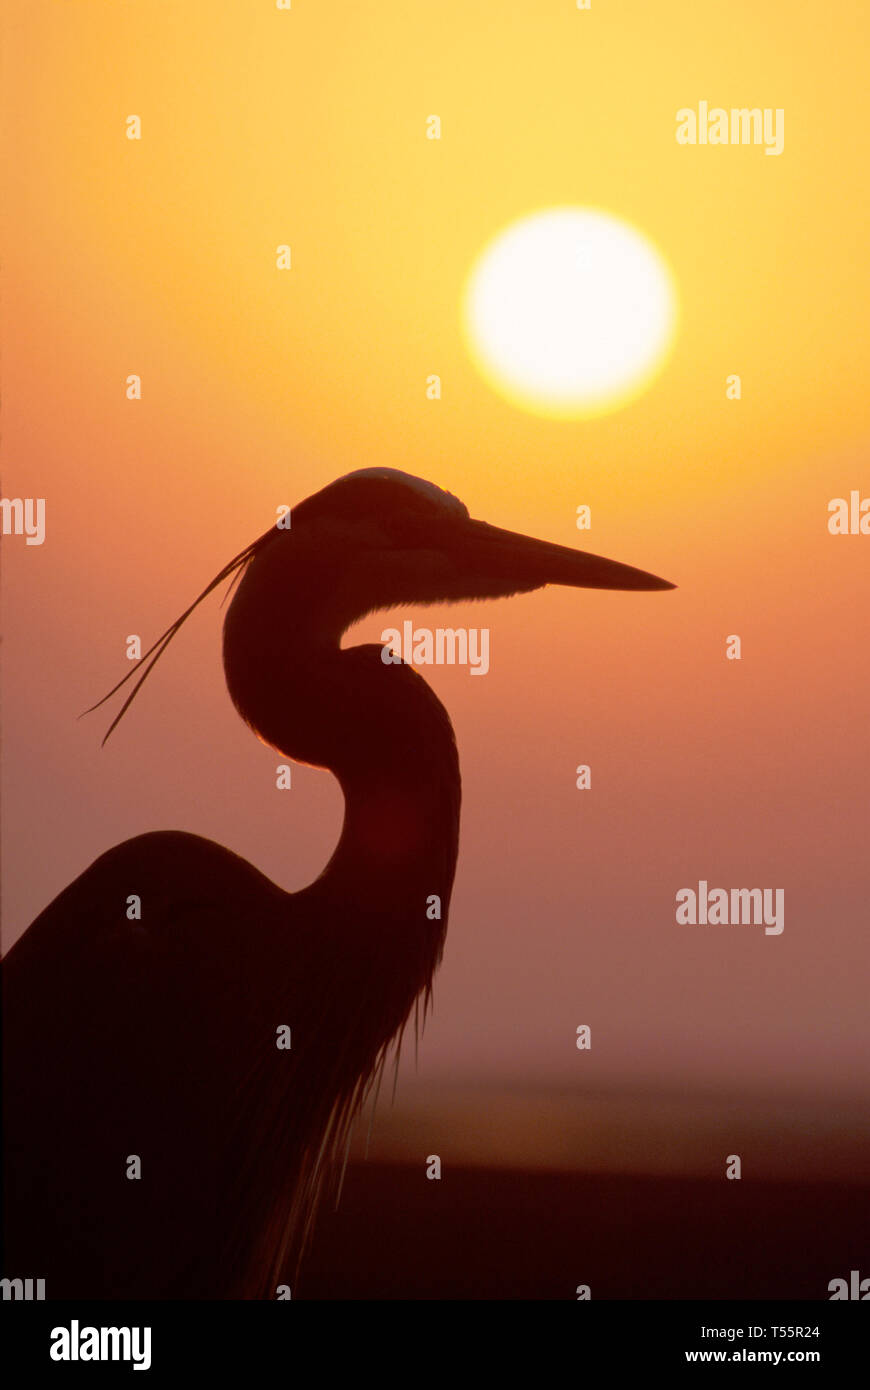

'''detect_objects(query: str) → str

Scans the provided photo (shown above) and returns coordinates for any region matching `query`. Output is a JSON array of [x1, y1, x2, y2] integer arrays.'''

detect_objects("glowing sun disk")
[[463, 207, 678, 418]]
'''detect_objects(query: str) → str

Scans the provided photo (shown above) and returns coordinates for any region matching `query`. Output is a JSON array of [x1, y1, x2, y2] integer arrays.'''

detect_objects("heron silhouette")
[[2, 468, 674, 1299]]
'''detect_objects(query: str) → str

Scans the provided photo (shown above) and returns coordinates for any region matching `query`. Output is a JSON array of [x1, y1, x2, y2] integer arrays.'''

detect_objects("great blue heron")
[[2, 468, 674, 1298]]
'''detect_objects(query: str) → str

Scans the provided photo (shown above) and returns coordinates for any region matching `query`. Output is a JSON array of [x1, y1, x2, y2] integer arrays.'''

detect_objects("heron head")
[[89, 468, 673, 742], [283, 466, 675, 610]]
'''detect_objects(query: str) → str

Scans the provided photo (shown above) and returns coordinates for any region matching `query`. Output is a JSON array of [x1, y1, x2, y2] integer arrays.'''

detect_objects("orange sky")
[[3, 1, 869, 1147]]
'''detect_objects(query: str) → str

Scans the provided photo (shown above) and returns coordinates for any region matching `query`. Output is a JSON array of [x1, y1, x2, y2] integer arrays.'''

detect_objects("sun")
[[462, 207, 678, 419]]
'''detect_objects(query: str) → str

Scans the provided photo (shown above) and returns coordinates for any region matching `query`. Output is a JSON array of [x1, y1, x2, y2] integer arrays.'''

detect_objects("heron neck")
[[223, 584, 461, 934], [272, 639, 462, 1027], [319, 645, 461, 907]]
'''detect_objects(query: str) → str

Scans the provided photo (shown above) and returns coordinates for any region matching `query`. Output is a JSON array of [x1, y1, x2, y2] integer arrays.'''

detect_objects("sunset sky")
[[3, 1, 869, 1176]]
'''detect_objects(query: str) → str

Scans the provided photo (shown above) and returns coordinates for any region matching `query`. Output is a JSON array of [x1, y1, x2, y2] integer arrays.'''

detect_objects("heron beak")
[[456, 517, 676, 594]]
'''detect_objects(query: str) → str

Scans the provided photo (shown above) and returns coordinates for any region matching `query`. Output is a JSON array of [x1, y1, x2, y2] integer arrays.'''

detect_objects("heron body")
[[2, 469, 673, 1298]]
